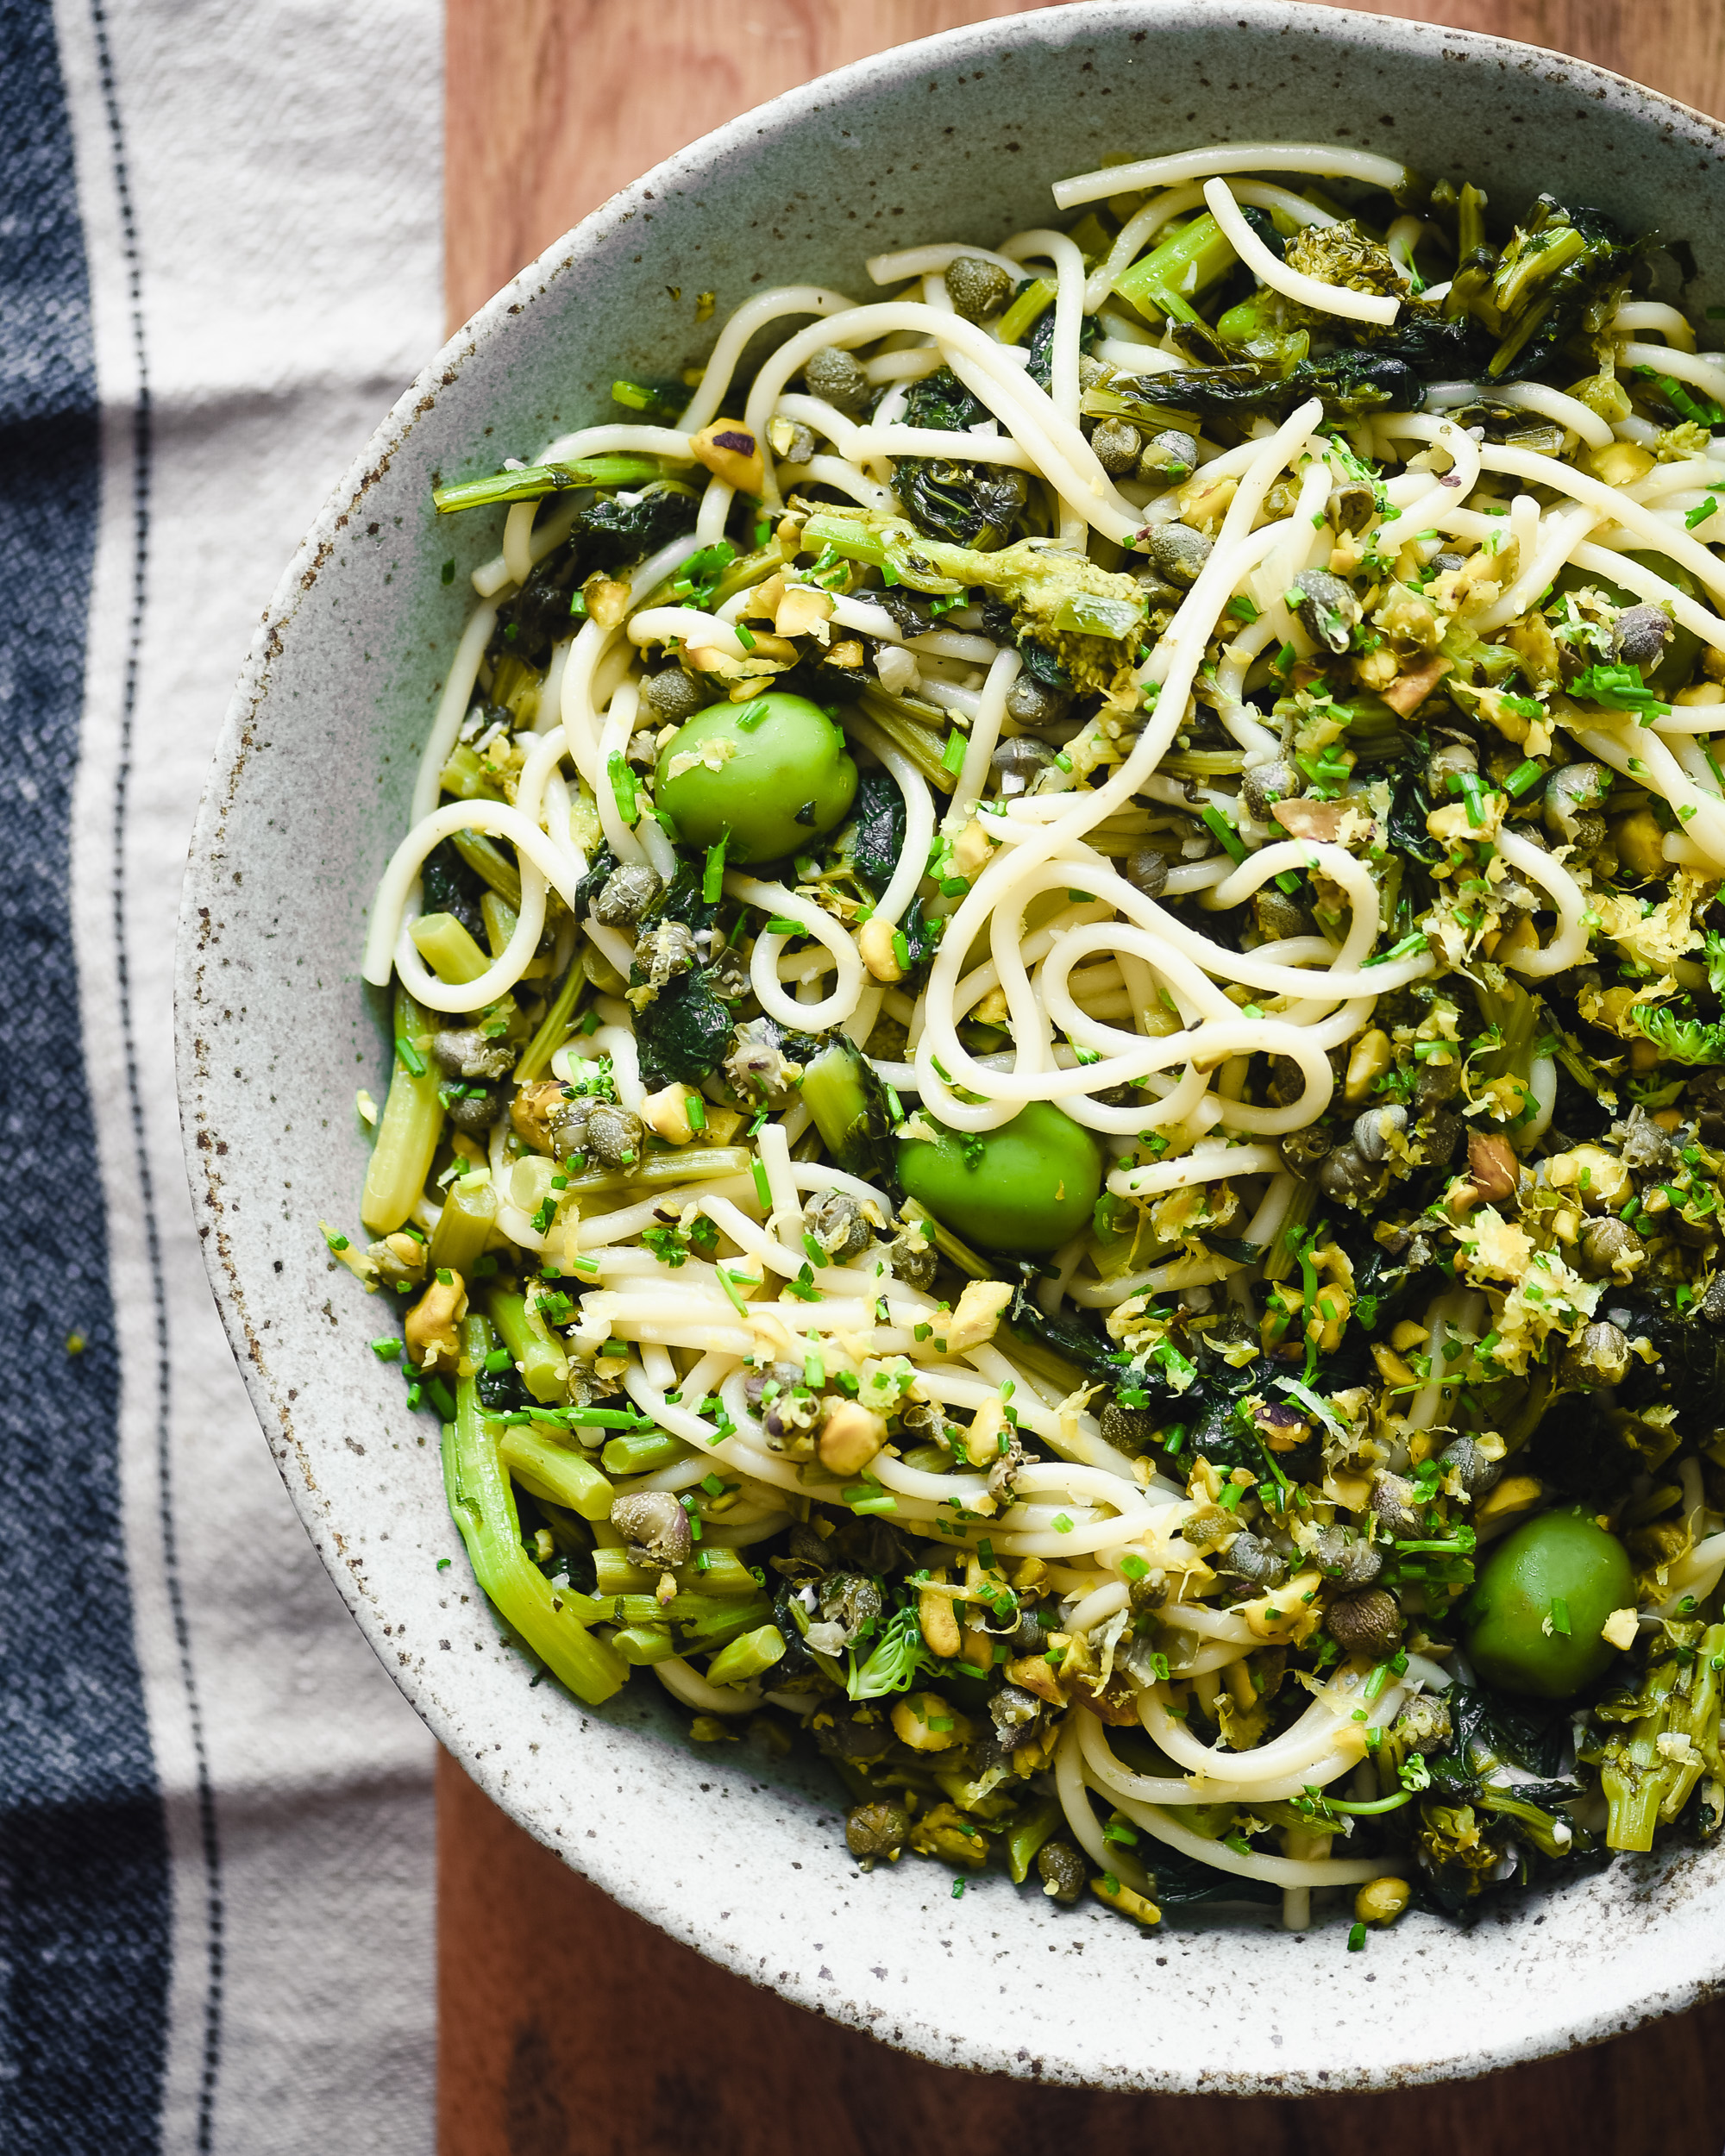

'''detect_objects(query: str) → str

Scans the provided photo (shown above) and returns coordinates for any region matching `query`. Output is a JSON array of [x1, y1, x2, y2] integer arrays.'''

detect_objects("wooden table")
[[441, 8, 1725, 2148]]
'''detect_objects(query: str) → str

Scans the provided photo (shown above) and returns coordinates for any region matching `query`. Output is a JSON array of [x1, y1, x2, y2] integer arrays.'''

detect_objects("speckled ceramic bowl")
[[177, 0, 1725, 2090]]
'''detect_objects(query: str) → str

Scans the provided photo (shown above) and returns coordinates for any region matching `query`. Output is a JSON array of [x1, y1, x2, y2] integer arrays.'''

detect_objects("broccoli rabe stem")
[[800, 511, 1146, 642], [442, 1316, 627, 1706], [361, 986, 444, 1234], [1599, 1622, 1725, 1852], [487, 1287, 569, 1404], [515, 963, 586, 1084], [1113, 211, 1237, 330], [800, 1037, 894, 1181], [431, 454, 664, 515]]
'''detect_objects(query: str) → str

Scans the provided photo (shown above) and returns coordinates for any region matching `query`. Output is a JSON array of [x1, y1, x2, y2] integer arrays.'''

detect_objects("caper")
[[1147, 521, 1213, 586], [1036, 1840, 1088, 1903], [1279, 1125, 1333, 1174], [1241, 757, 1302, 823], [744, 1358, 808, 1412], [1701, 1273, 1725, 1328], [1124, 843, 1169, 899], [1439, 1434, 1503, 1502], [584, 1100, 645, 1169], [1326, 480, 1377, 534], [1214, 1530, 1288, 1589], [642, 665, 706, 724], [1137, 429, 1199, 484], [1352, 1103, 1408, 1163], [1369, 1470, 1424, 1540], [1004, 674, 1071, 730], [1581, 1215, 1646, 1279], [1089, 418, 1143, 474], [1391, 1695, 1452, 1755], [1414, 1056, 1462, 1110], [445, 1087, 503, 1134], [591, 863, 662, 928], [1613, 603, 1674, 670], [991, 736, 1057, 797], [1327, 1587, 1403, 1658], [845, 1800, 911, 1867], [1544, 761, 1611, 847], [1564, 1319, 1632, 1388], [430, 1026, 517, 1081], [610, 1490, 692, 1571], [1319, 1142, 1377, 1202], [1418, 1108, 1462, 1165], [631, 918, 699, 987], [804, 345, 869, 414], [944, 255, 1012, 323], [725, 1018, 800, 1107], [804, 1188, 872, 1263], [1252, 888, 1309, 942], [548, 1097, 594, 1162], [1312, 1524, 1383, 1588], [988, 1684, 1044, 1749], [1098, 1401, 1161, 1456], [1290, 568, 1360, 655], [888, 1219, 938, 1291]]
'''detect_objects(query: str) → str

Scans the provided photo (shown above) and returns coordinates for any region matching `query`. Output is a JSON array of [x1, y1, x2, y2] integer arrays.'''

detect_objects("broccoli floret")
[[800, 510, 1146, 705], [1586, 1621, 1725, 1852], [1634, 1006, 1725, 1068], [1283, 218, 1402, 298]]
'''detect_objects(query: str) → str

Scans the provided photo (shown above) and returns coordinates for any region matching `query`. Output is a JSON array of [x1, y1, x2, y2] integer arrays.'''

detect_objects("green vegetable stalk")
[[431, 453, 665, 515], [800, 511, 1146, 703], [442, 1316, 627, 1706], [1592, 1620, 1725, 1852], [361, 985, 444, 1234]]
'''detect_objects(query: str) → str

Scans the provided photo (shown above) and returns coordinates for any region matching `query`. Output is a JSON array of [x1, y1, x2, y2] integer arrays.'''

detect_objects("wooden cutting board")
[[440, 7, 1725, 2148]]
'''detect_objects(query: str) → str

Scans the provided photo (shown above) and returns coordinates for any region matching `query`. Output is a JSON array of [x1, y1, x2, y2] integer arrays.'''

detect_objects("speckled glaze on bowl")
[[176, 1, 1725, 2091]]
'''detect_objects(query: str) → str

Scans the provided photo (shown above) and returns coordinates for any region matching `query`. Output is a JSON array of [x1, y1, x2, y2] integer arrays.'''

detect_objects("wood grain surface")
[[441, 6, 1725, 2150]]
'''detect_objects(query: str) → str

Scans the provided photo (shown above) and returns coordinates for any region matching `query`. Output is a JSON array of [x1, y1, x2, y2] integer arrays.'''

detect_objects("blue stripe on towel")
[[0, 4, 171, 2148]]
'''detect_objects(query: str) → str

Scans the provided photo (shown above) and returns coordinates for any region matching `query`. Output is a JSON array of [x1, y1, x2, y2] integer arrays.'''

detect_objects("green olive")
[[653, 693, 857, 865], [1549, 551, 1702, 700], [896, 1103, 1103, 1255], [1462, 1507, 1634, 1699]]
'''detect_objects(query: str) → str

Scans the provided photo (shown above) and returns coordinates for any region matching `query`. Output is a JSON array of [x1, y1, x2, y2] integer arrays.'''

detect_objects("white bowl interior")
[[178, 0, 1725, 2090]]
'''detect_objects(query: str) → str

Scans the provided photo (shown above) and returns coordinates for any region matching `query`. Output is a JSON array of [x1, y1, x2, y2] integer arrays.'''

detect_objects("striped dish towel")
[[4, 3, 442, 2147]]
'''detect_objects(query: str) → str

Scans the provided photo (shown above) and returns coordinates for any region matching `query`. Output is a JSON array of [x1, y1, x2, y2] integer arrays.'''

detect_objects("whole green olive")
[[896, 1103, 1103, 1255], [653, 693, 857, 865], [1462, 1507, 1634, 1699]]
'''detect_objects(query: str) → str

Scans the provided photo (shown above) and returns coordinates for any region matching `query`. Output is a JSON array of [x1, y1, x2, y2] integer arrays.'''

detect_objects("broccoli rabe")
[[1480, 197, 1643, 379], [799, 510, 1146, 703], [1587, 1621, 1725, 1852], [1634, 1006, 1725, 1068], [895, 368, 1029, 550]]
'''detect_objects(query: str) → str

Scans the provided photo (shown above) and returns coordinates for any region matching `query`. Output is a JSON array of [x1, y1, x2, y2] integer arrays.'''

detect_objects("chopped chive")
[[395, 1036, 427, 1077], [370, 1338, 402, 1361], [702, 835, 728, 903], [941, 730, 967, 775]]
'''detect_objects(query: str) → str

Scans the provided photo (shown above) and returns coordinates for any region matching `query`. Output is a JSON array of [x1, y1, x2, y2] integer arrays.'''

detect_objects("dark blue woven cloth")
[[0, 2, 171, 2144]]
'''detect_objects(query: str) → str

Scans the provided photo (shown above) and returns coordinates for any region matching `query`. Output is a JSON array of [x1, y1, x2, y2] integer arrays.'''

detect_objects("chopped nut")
[[1344, 1028, 1391, 1106], [816, 1401, 888, 1476], [1477, 1473, 1543, 1525], [918, 1582, 963, 1658], [1601, 1606, 1640, 1651], [689, 417, 764, 493], [1090, 1874, 1161, 1926], [1354, 1877, 1411, 1927], [775, 583, 834, 640], [405, 1271, 467, 1370], [511, 1078, 567, 1151], [944, 1278, 1014, 1354], [639, 1081, 700, 1145], [856, 914, 905, 982], [1466, 1131, 1519, 1205], [891, 1691, 970, 1752]]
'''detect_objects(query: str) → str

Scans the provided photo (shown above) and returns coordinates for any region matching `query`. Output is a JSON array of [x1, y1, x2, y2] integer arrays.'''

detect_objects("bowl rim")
[[177, 0, 1725, 2091]]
